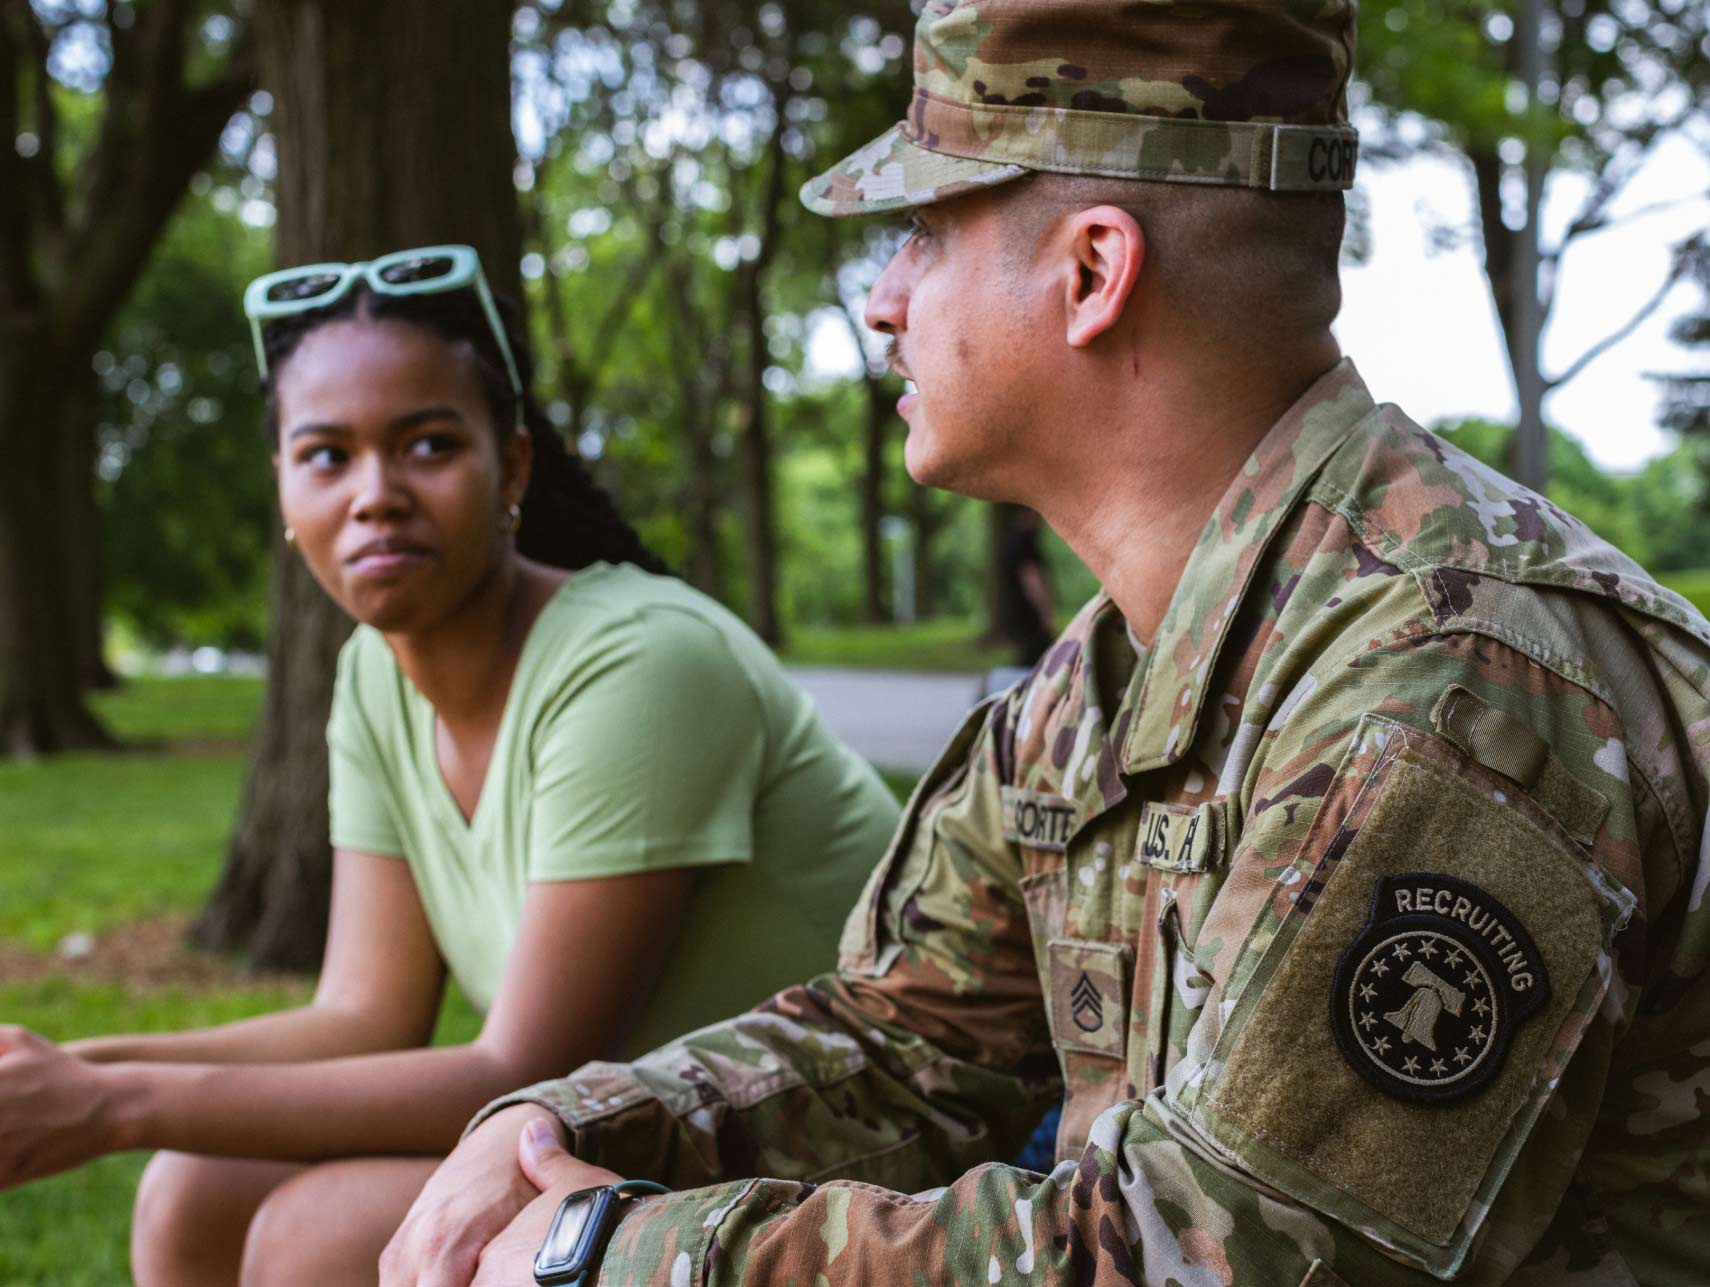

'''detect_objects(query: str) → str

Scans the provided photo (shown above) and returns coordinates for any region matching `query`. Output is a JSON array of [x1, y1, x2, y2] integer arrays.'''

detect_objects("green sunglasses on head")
[[243, 244, 523, 396]]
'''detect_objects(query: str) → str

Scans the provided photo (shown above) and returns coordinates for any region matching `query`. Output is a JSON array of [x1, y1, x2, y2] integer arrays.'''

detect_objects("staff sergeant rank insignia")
[[1331, 873, 1550, 1105]]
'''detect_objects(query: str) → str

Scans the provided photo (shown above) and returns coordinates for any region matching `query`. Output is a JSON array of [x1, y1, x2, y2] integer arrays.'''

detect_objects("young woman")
[[0, 247, 899, 1285]]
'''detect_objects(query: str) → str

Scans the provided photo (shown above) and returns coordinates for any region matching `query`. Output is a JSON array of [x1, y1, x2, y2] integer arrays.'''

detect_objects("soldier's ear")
[[1061, 205, 1144, 349]]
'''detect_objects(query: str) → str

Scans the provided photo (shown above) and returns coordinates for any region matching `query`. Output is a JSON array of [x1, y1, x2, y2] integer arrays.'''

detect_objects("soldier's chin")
[[902, 414, 966, 488]]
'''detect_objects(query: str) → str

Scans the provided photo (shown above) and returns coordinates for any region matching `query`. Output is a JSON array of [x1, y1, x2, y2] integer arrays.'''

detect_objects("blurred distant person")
[[0, 245, 897, 1286], [996, 506, 1056, 666]]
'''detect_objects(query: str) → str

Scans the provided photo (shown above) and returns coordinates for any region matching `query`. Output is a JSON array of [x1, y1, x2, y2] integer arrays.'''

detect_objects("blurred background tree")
[[1359, 0, 1709, 488], [0, 0, 253, 753]]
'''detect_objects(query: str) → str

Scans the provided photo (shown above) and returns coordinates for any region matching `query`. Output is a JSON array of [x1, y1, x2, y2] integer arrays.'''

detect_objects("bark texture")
[[0, 2, 252, 753], [191, 0, 521, 969]]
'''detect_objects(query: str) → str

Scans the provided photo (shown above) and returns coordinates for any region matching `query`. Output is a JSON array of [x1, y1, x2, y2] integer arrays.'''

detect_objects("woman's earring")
[[506, 504, 522, 533], [283, 527, 296, 547]]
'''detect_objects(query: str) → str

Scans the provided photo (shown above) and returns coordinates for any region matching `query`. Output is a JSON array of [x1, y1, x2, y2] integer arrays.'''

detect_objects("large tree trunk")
[[0, 3, 251, 751], [0, 344, 112, 754], [62, 372, 119, 691], [192, 0, 521, 970]]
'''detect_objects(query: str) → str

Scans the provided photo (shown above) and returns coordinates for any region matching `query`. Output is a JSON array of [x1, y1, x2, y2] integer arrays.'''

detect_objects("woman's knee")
[[241, 1157, 433, 1287], [132, 1151, 296, 1287]]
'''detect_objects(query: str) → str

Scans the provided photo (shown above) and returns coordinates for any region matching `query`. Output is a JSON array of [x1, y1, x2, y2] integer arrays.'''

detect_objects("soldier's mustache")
[[884, 339, 913, 383]]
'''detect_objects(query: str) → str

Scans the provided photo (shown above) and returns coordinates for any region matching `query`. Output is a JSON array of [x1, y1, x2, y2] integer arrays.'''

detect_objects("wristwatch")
[[533, 1179, 671, 1286]]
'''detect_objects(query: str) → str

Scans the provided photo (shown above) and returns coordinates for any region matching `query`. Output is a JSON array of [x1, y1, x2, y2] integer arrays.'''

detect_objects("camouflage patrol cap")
[[803, 0, 1360, 217]]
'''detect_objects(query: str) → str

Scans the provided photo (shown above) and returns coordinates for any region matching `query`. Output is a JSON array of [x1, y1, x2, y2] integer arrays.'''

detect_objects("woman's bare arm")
[[66, 850, 447, 1066], [0, 861, 700, 1185]]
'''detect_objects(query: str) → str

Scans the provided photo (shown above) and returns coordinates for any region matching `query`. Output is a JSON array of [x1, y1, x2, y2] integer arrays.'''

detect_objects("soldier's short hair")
[[998, 175, 1346, 349]]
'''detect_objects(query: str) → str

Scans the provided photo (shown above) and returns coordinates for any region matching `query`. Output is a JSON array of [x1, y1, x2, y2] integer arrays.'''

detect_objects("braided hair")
[[260, 283, 667, 576]]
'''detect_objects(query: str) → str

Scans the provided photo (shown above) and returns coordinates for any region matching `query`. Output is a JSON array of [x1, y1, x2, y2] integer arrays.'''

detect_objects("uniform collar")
[[1119, 358, 1378, 774]]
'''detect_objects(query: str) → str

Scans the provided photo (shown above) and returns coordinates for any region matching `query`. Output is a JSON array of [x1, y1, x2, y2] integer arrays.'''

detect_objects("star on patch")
[[1331, 873, 1553, 1105]]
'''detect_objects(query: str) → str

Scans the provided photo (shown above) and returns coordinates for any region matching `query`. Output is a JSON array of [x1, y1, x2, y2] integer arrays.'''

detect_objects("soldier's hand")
[[381, 1104, 608, 1287], [470, 1126, 621, 1287]]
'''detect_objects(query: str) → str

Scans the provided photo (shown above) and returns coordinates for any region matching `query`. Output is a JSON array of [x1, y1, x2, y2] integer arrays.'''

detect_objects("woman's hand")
[[0, 1025, 124, 1188], [380, 1103, 616, 1287]]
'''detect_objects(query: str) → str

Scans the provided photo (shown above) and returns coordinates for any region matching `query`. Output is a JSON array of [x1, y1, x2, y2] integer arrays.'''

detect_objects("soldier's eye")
[[872, 222, 911, 261]]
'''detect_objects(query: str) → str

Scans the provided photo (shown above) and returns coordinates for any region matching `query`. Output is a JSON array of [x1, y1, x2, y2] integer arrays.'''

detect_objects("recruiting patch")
[[1331, 873, 1551, 1105]]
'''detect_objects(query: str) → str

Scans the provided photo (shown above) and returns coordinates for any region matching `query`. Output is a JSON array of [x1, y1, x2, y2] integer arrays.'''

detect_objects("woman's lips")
[[345, 542, 432, 578]]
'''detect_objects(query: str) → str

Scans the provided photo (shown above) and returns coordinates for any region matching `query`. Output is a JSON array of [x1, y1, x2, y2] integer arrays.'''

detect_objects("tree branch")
[[1545, 249, 1694, 393], [54, 21, 255, 357]]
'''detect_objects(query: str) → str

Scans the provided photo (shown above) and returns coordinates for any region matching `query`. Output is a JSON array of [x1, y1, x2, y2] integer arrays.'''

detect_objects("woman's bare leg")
[[131, 1151, 303, 1287], [240, 1155, 439, 1287]]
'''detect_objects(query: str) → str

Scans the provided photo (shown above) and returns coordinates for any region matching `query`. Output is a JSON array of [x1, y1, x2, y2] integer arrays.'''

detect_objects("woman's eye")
[[409, 432, 459, 458], [298, 443, 345, 468]]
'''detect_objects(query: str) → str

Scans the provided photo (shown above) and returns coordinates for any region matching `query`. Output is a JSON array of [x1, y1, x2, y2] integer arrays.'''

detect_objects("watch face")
[[535, 1187, 615, 1281]]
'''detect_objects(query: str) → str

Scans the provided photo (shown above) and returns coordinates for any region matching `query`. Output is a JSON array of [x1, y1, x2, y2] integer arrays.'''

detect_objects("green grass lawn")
[[0, 677, 261, 950], [0, 676, 489, 1283], [1658, 569, 1710, 620], [779, 617, 1013, 673]]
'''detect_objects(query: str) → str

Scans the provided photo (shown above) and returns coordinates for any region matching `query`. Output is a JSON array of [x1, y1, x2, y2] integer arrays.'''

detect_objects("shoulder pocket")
[[1192, 722, 1633, 1277]]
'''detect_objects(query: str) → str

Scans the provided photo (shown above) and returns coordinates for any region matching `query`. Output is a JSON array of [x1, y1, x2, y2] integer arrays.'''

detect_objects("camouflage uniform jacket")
[[479, 362, 1710, 1285]]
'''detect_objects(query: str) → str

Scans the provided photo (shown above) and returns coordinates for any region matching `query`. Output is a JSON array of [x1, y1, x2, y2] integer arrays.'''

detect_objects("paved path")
[[785, 667, 997, 776]]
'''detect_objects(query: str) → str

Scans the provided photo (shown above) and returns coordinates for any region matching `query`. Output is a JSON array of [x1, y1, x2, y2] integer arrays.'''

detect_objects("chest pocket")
[[1027, 794, 1234, 1160]]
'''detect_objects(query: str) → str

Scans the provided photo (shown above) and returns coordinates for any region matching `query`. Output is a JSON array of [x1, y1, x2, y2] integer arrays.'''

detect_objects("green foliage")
[[1358, 0, 1707, 170], [1659, 570, 1710, 620], [96, 194, 276, 650], [1436, 419, 1710, 575]]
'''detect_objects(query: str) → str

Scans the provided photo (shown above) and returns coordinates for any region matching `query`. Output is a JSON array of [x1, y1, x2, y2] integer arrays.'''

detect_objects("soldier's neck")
[[1040, 346, 1340, 645]]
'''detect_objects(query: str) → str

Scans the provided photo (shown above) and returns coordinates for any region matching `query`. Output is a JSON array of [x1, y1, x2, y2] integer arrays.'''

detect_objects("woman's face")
[[273, 316, 530, 635]]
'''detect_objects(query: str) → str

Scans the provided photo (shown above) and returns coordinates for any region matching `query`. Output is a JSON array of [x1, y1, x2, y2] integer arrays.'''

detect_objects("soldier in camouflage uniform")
[[382, 2, 1710, 1284]]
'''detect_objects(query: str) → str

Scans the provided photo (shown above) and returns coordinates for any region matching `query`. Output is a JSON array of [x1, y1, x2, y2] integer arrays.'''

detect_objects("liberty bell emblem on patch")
[[1331, 873, 1550, 1105]]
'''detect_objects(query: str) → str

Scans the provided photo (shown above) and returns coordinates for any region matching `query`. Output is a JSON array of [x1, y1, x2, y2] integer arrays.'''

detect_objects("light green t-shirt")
[[327, 563, 900, 1057]]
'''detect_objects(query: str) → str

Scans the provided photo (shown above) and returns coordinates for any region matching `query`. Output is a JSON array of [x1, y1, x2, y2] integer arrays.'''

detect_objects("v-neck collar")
[[1117, 359, 1378, 774], [410, 576, 576, 834]]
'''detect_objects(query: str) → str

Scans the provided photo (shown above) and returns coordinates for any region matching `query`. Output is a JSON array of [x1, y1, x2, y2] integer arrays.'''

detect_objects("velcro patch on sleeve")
[[1201, 750, 1605, 1255], [1046, 938, 1131, 1059], [1002, 786, 1080, 852]]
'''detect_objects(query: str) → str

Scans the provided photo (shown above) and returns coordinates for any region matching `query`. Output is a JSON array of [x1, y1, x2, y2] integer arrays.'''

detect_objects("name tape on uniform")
[[1002, 787, 1080, 852]]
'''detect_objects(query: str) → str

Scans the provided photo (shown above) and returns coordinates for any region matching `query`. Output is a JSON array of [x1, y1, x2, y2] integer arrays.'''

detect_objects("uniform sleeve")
[[327, 633, 406, 857], [479, 635, 1701, 1286], [525, 609, 765, 880]]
